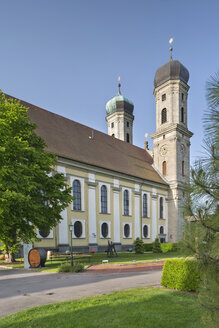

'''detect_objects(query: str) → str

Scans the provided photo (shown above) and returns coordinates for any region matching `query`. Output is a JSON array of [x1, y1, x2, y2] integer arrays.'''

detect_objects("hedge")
[[143, 243, 178, 253], [160, 243, 178, 253], [161, 259, 201, 291]]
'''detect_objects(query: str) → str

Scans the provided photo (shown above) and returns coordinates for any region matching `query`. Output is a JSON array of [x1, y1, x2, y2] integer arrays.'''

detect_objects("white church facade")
[[17, 55, 192, 252]]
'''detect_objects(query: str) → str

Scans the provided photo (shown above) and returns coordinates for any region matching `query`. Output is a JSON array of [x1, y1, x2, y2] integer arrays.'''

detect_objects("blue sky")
[[1, 0, 218, 164]]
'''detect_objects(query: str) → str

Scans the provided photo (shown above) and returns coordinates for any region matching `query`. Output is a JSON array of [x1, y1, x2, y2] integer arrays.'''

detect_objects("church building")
[[14, 54, 193, 252]]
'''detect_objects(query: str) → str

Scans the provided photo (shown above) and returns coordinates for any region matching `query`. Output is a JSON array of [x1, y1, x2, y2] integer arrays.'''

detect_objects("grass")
[[0, 287, 206, 328], [0, 251, 191, 272]]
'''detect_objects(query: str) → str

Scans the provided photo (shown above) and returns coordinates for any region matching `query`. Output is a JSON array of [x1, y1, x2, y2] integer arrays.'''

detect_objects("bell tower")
[[151, 42, 193, 242], [105, 78, 134, 144]]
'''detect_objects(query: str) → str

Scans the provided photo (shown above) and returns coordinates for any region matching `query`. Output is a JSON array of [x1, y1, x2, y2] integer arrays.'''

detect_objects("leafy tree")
[[183, 72, 219, 327], [152, 237, 161, 253], [0, 92, 73, 262], [134, 237, 144, 254]]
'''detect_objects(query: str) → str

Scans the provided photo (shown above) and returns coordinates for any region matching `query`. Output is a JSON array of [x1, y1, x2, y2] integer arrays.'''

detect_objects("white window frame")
[[158, 195, 165, 219], [123, 222, 132, 239], [122, 187, 132, 216], [142, 224, 150, 239], [99, 182, 111, 214], [37, 228, 53, 239], [142, 191, 150, 218], [70, 176, 85, 211], [100, 220, 111, 239], [71, 218, 86, 239]]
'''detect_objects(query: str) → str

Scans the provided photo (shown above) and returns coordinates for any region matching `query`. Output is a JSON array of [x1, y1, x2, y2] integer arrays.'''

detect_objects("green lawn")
[[0, 287, 206, 328], [0, 251, 192, 272]]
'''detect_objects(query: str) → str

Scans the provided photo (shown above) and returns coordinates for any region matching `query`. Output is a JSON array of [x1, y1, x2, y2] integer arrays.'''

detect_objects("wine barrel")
[[28, 248, 47, 268]]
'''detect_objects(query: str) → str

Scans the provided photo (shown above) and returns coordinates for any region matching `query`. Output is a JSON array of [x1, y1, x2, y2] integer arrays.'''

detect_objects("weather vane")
[[118, 76, 121, 95], [169, 38, 173, 61]]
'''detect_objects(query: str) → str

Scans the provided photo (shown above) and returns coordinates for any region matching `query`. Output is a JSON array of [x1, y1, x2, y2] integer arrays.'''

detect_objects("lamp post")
[[69, 224, 74, 266]]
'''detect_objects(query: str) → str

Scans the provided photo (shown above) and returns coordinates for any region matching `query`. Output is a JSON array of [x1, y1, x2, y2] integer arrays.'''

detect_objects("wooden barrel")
[[28, 248, 47, 268]]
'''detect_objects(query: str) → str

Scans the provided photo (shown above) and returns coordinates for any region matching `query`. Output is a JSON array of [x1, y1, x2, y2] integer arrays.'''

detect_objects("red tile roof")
[[5, 94, 167, 186]]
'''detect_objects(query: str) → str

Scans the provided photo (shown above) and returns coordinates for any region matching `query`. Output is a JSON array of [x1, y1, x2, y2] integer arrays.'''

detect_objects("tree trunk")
[[4, 252, 16, 263]]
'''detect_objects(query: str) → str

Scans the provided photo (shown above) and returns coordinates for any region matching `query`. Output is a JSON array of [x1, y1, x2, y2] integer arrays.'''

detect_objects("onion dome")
[[106, 82, 134, 116], [154, 59, 189, 88]]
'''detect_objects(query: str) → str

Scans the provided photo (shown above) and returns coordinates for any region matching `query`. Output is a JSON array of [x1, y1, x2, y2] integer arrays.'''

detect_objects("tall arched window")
[[180, 107, 184, 123], [160, 226, 164, 234], [161, 108, 167, 124], [124, 190, 129, 216], [73, 180, 81, 211], [126, 133, 130, 143], [143, 194, 148, 217], [182, 161, 185, 176], [159, 197, 163, 219], [101, 185, 107, 213], [162, 161, 167, 176]]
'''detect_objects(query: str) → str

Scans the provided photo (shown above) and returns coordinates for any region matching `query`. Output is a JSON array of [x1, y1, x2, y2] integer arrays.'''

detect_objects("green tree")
[[183, 73, 219, 327], [0, 92, 73, 262], [152, 237, 161, 253], [134, 237, 144, 254]]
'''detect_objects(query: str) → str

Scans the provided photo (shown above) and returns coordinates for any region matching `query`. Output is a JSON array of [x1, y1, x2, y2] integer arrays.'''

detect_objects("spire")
[[169, 38, 173, 61], [118, 76, 121, 95]]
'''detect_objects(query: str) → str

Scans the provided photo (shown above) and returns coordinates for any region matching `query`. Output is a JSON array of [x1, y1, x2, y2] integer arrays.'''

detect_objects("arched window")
[[124, 190, 129, 216], [101, 185, 107, 213], [182, 161, 185, 176], [73, 180, 81, 211], [143, 225, 148, 238], [143, 194, 148, 217], [124, 224, 130, 238], [101, 222, 108, 238], [74, 221, 83, 238], [161, 108, 167, 124], [180, 107, 184, 123], [162, 161, 167, 176], [159, 197, 164, 219], [160, 226, 164, 234], [126, 133, 130, 143], [112, 133, 115, 137]]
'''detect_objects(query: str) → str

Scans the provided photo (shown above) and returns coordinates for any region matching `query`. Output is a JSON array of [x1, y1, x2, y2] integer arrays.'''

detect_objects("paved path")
[[0, 267, 162, 318]]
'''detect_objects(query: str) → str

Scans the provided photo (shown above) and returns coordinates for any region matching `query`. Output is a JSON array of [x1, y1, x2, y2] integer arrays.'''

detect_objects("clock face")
[[160, 145, 168, 156]]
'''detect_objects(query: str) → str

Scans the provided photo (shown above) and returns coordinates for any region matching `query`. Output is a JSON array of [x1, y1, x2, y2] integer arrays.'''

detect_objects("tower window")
[[126, 133, 130, 143], [162, 161, 167, 176], [182, 93, 184, 101], [163, 135, 165, 139], [160, 226, 164, 234], [162, 94, 166, 101], [180, 107, 185, 123], [127, 122, 129, 127], [182, 161, 185, 176], [111, 122, 114, 128], [161, 108, 167, 124], [112, 134, 115, 137]]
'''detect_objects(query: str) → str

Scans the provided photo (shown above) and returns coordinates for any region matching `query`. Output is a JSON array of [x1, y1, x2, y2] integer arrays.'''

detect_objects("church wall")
[[33, 158, 168, 252]]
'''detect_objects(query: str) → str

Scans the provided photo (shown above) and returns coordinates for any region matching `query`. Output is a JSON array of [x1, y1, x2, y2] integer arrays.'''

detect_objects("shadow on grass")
[[0, 288, 206, 328]]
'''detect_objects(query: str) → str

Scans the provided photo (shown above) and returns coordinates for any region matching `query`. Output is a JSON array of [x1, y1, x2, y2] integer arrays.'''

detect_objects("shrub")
[[161, 259, 202, 292], [58, 263, 84, 273], [160, 243, 178, 253], [143, 243, 153, 252], [134, 238, 144, 254], [152, 237, 161, 253]]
